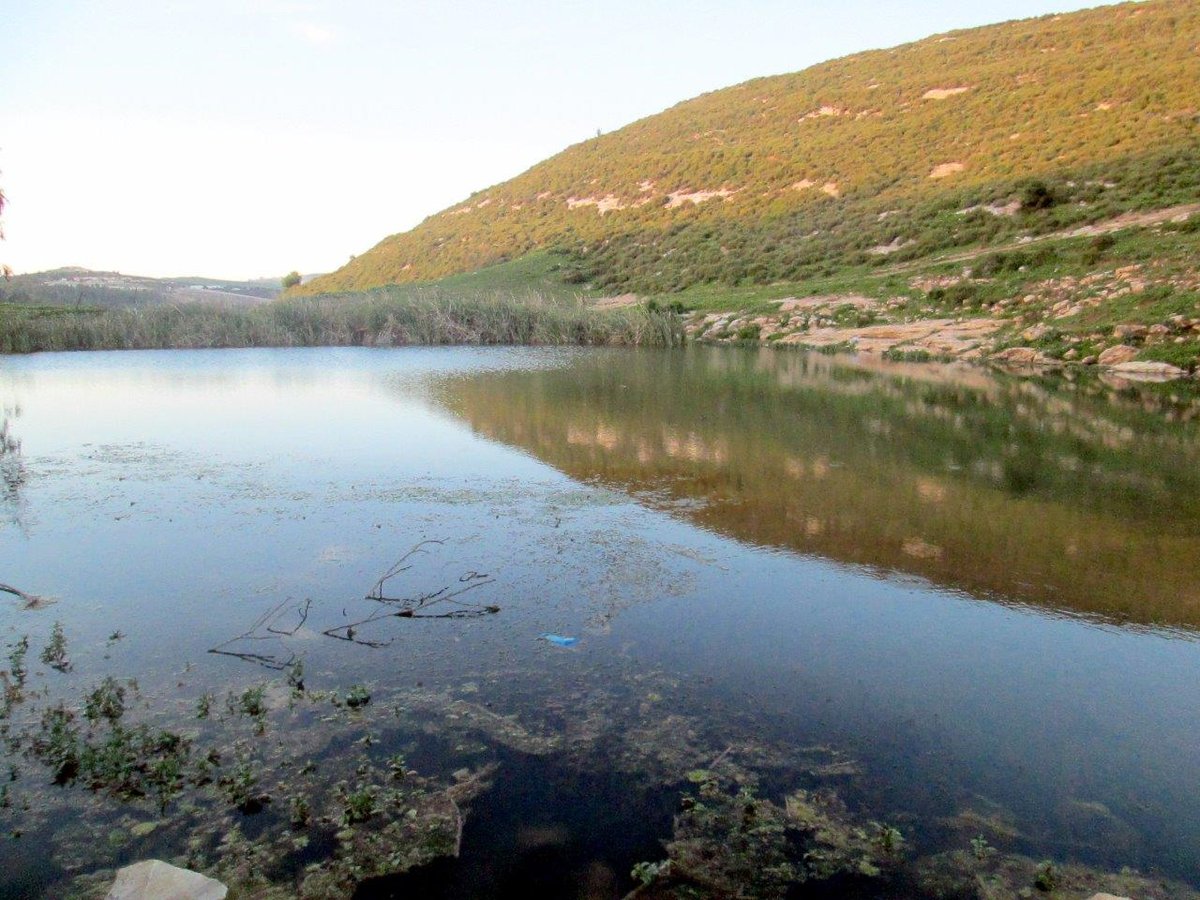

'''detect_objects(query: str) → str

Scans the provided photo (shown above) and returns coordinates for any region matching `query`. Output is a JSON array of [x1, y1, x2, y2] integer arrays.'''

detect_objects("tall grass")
[[0, 288, 684, 354]]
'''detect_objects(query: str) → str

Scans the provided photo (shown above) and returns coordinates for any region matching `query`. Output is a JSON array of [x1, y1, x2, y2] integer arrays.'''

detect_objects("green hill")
[[299, 0, 1200, 298]]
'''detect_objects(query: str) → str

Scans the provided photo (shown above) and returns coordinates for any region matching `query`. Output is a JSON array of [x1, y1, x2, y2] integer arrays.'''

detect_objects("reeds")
[[0, 288, 683, 353]]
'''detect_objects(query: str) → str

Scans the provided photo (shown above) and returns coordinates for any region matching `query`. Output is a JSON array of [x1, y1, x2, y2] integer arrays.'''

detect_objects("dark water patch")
[[356, 748, 677, 900]]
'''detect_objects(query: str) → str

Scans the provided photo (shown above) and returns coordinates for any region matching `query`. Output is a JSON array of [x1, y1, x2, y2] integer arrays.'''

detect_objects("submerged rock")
[[106, 860, 227, 900]]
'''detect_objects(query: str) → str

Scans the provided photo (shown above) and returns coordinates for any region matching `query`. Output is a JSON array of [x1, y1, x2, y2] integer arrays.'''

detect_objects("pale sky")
[[0, 0, 1117, 280]]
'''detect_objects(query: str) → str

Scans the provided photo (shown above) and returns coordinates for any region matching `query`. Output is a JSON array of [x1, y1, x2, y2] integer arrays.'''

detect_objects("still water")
[[1, 346, 1199, 898]]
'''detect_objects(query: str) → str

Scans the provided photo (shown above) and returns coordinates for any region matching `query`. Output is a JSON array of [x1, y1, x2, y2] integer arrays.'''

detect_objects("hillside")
[[299, 0, 1200, 299], [0, 268, 280, 309]]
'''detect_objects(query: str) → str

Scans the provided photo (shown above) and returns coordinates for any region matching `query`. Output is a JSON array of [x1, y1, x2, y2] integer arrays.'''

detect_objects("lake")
[[2, 346, 1199, 898]]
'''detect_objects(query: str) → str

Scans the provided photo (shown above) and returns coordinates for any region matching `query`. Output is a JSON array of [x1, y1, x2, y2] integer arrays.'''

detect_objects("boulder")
[[107, 860, 227, 900], [1097, 344, 1139, 366], [991, 346, 1055, 367], [1113, 323, 1148, 341]]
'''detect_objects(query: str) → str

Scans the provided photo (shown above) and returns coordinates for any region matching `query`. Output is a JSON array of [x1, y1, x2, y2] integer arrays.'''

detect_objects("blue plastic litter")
[[541, 634, 578, 647]]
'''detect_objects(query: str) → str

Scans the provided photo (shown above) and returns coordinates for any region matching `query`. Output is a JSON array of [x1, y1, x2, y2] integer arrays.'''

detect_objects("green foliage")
[[631, 860, 669, 886], [6, 637, 28, 687], [40, 622, 70, 673], [970, 834, 995, 859], [342, 786, 377, 824], [1035, 860, 1060, 892], [0, 287, 683, 353], [1019, 180, 1058, 212], [282, 271, 302, 289], [345, 684, 371, 709], [84, 678, 128, 724], [297, 0, 1200, 297]]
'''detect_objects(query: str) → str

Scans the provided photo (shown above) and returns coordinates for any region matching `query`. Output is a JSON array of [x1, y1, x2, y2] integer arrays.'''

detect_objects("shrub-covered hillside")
[[298, 0, 1200, 297]]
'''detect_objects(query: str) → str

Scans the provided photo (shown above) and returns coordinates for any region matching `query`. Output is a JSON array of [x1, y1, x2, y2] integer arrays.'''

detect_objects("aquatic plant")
[[286, 659, 305, 693], [84, 678, 127, 724], [33, 704, 80, 783], [631, 859, 669, 886], [39, 622, 70, 672], [6, 637, 28, 687], [289, 795, 311, 829], [236, 684, 267, 718], [221, 757, 265, 814], [387, 753, 408, 781], [196, 693, 213, 719], [342, 786, 377, 825], [971, 834, 995, 860], [1035, 860, 1060, 892], [0, 289, 685, 354], [345, 685, 371, 709]]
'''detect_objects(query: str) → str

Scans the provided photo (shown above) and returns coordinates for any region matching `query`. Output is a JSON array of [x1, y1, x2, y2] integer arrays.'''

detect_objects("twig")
[[266, 598, 311, 636], [366, 539, 444, 600], [209, 598, 309, 669]]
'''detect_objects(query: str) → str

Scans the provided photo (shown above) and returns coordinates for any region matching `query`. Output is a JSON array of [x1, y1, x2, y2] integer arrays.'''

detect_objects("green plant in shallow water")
[[289, 795, 311, 829], [7, 637, 28, 687], [342, 786, 377, 824], [631, 860, 670, 886], [345, 684, 371, 709], [237, 684, 267, 717], [971, 834, 995, 859], [84, 677, 127, 724], [221, 757, 266, 814], [1035, 860, 1060, 892], [40, 622, 70, 672], [34, 703, 80, 783]]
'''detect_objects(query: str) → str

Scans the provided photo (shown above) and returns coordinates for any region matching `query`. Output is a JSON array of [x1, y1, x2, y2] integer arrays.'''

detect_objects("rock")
[[1097, 344, 1139, 366], [1081, 355, 1099, 366], [1086, 895, 1132, 900], [106, 860, 227, 900], [1113, 323, 1147, 341], [991, 346, 1055, 367], [1063, 348, 1079, 360], [1148, 323, 1170, 336], [1108, 361, 1189, 382], [1021, 323, 1049, 341]]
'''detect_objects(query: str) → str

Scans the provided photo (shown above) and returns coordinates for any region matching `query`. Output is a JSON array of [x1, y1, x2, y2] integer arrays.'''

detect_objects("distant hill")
[[298, 0, 1200, 297], [0, 268, 281, 309]]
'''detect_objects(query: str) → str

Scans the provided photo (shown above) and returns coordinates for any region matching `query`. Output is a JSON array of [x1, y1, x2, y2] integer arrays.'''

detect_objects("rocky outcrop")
[[106, 860, 227, 900]]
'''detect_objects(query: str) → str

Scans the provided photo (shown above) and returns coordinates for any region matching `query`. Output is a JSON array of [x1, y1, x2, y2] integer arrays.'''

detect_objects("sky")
[[0, 0, 1119, 280]]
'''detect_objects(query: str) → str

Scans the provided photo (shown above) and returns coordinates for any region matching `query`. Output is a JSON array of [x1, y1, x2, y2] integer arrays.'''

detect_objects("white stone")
[[107, 860, 227, 900]]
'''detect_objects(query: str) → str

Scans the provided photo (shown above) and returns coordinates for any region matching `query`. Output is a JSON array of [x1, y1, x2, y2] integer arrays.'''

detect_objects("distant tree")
[[281, 270, 301, 289]]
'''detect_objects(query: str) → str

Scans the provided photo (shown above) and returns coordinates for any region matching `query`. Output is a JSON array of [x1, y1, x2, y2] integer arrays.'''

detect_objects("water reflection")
[[438, 346, 1200, 630]]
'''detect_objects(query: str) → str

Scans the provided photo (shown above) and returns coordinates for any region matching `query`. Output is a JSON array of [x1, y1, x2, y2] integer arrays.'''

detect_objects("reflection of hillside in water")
[[438, 347, 1200, 630]]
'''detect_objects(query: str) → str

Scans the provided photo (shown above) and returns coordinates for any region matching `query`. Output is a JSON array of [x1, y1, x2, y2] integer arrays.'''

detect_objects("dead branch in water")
[[325, 542, 500, 646], [209, 598, 310, 671], [0, 582, 53, 610], [365, 539, 443, 600]]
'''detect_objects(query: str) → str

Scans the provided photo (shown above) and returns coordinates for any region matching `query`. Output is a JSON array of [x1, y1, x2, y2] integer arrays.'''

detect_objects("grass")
[[0, 286, 683, 354]]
